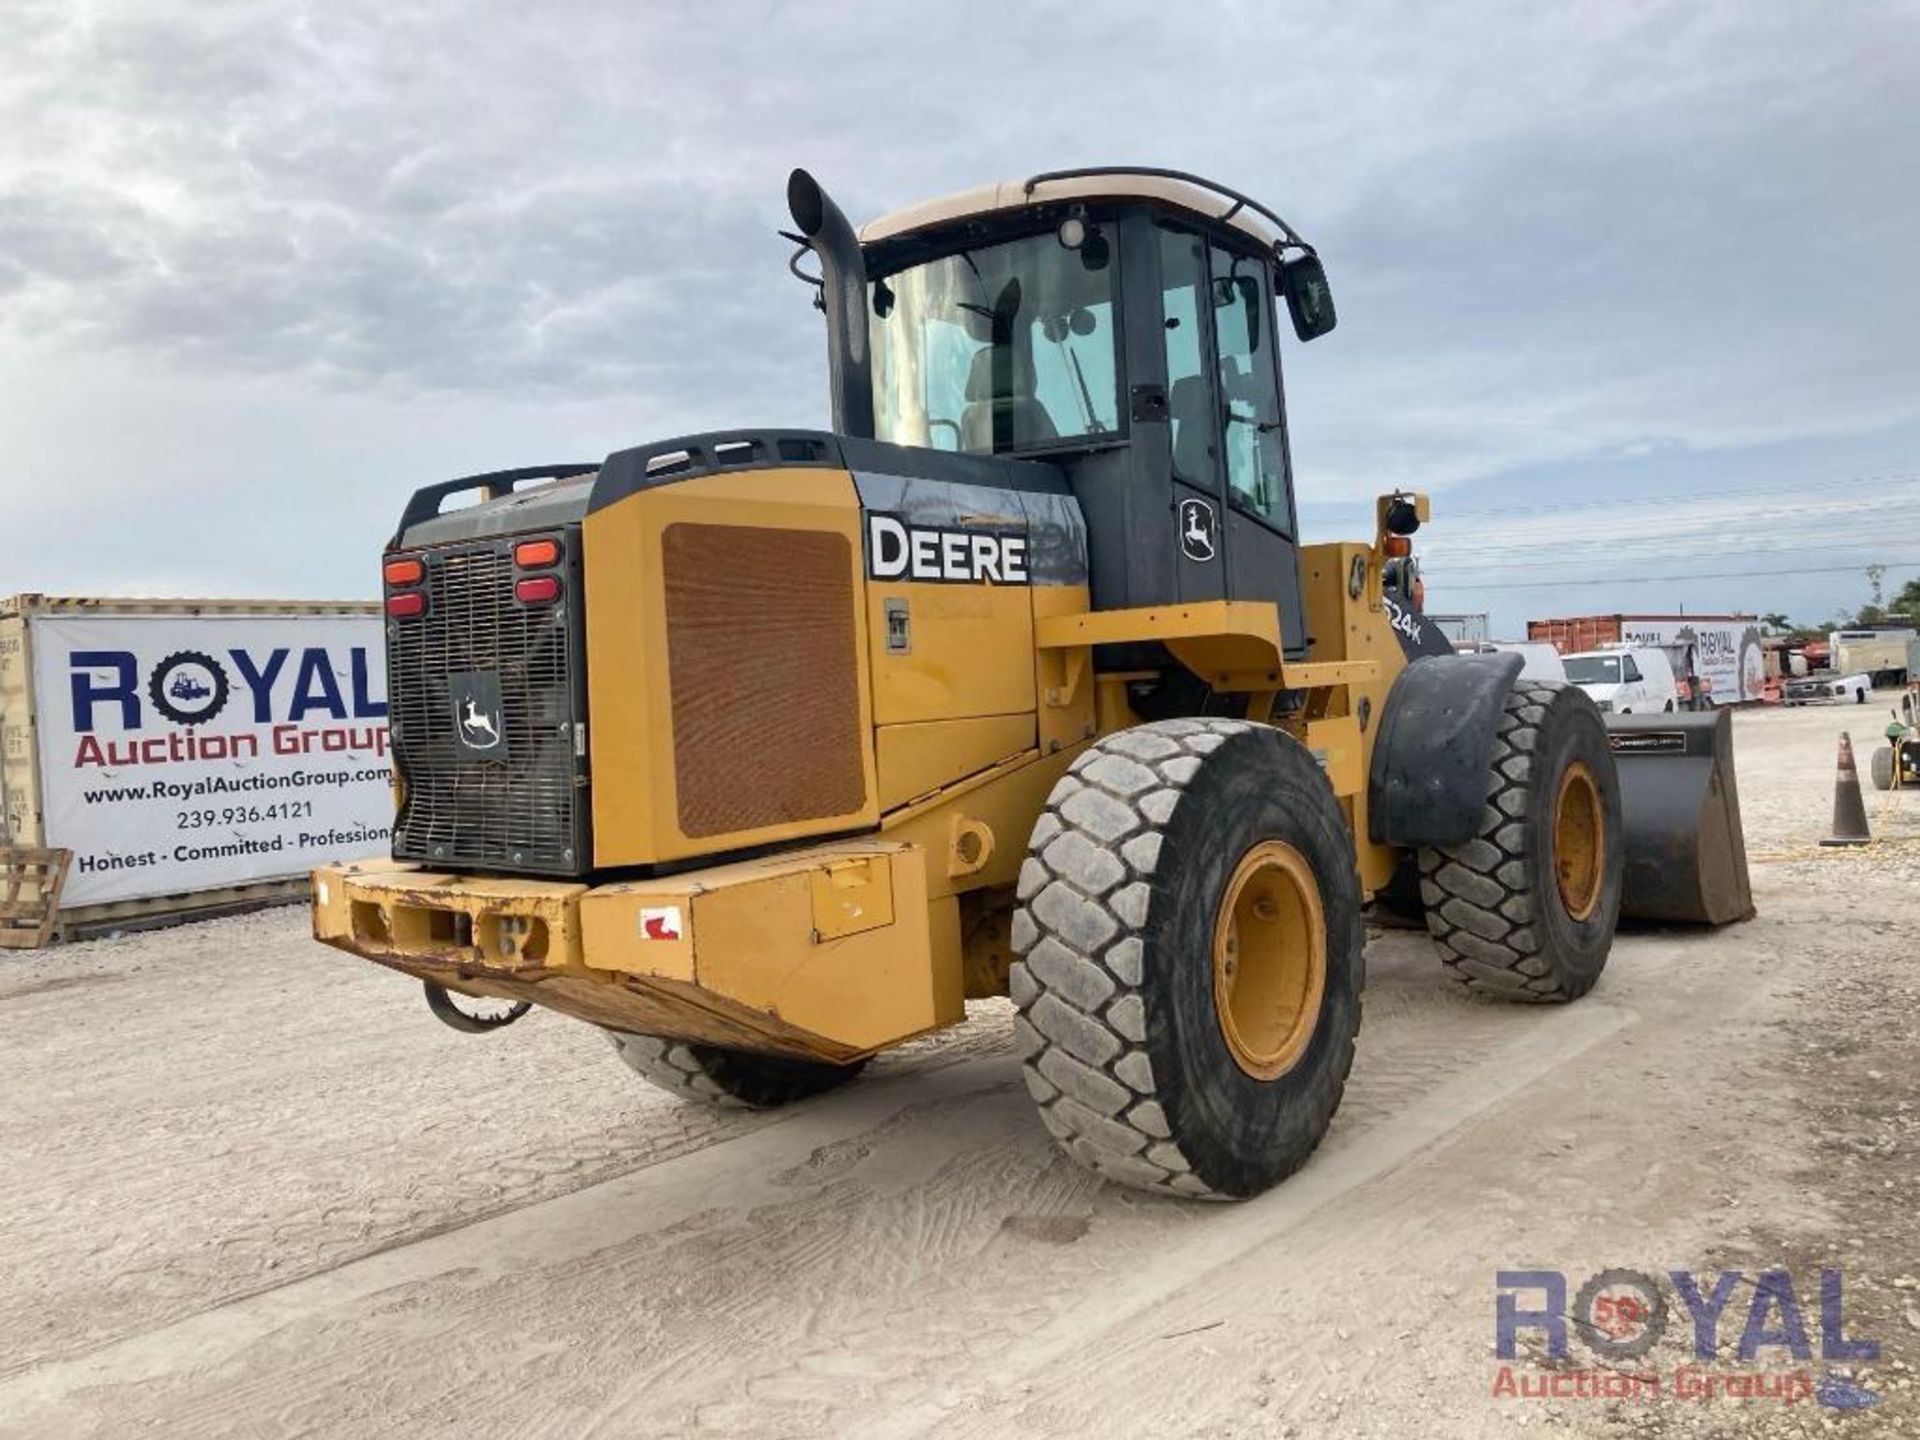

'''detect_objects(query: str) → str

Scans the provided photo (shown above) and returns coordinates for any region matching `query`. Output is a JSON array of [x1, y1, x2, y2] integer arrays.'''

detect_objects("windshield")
[[1563, 656, 1622, 684], [869, 226, 1121, 454]]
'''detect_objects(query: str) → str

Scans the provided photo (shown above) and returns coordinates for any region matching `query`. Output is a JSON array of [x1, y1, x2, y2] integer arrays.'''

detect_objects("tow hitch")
[[423, 981, 531, 1034]]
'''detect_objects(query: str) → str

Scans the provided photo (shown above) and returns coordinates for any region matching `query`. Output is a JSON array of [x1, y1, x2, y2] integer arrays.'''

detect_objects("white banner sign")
[[1615, 618, 1765, 705], [31, 613, 391, 905]]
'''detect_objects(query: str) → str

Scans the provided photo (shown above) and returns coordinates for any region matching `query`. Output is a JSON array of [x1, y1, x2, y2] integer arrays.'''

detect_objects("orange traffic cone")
[[1821, 733, 1873, 847]]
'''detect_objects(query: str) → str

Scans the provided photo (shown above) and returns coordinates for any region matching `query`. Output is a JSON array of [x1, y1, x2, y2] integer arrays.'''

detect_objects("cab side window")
[[1623, 657, 1644, 682], [1158, 227, 1215, 489], [1209, 244, 1290, 530]]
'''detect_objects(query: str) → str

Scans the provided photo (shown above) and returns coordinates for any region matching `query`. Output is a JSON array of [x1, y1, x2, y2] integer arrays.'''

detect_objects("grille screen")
[[665, 524, 865, 837], [390, 538, 587, 873]]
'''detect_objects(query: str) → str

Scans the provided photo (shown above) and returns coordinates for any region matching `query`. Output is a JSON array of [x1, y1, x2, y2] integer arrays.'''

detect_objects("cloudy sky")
[[4, 1, 1918, 635]]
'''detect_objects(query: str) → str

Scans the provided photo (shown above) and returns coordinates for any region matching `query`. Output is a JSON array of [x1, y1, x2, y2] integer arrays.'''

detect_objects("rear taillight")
[[514, 538, 561, 569], [384, 553, 426, 617], [515, 575, 562, 605]]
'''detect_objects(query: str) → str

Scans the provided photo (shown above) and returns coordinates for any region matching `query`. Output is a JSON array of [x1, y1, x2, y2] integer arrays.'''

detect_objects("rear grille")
[[389, 536, 588, 874]]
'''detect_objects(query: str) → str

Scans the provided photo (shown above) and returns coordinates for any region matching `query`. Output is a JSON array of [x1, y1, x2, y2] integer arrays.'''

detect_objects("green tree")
[[1893, 578, 1920, 616]]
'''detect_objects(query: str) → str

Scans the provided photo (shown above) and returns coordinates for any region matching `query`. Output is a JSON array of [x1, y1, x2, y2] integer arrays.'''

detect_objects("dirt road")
[[2, 704, 1916, 1437]]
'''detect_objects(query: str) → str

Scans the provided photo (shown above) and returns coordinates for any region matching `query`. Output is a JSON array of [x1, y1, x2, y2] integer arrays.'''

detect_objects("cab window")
[[1209, 243, 1289, 530], [1623, 656, 1644, 682], [870, 227, 1122, 455], [1158, 227, 1216, 488]]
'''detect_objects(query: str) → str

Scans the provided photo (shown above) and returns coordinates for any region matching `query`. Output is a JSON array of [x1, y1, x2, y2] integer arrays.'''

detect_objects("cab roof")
[[858, 167, 1306, 255]]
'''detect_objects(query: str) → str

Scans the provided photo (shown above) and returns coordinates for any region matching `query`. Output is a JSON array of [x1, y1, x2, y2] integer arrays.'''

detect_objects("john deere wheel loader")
[[315, 166, 1745, 1199]]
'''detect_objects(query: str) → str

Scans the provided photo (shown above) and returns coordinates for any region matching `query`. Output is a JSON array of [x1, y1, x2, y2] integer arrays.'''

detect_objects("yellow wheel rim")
[[1553, 760, 1605, 922], [1212, 841, 1327, 1081]]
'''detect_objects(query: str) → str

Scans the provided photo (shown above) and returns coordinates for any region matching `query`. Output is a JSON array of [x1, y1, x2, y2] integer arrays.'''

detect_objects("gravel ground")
[[0, 700, 1916, 1437]]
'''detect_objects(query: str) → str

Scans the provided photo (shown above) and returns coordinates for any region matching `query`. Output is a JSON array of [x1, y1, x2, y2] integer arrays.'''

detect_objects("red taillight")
[[386, 592, 425, 617], [1382, 534, 1412, 558], [515, 575, 562, 604], [514, 538, 561, 569], [384, 556, 424, 587]]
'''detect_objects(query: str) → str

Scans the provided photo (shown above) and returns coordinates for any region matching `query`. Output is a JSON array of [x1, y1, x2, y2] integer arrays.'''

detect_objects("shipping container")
[[1, 594, 388, 942], [1525, 613, 1766, 705]]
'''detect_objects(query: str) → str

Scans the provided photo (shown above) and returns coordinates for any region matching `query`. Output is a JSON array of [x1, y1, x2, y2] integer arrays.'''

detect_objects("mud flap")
[[1606, 712, 1756, 925]]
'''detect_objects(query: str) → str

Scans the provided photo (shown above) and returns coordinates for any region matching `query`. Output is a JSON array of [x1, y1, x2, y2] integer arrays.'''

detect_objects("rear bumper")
[[313, 839, 944, 1062]]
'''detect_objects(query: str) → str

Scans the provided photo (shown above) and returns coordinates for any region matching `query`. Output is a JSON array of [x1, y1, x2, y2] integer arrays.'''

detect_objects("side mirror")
[[1279, 254, 1337, 341]]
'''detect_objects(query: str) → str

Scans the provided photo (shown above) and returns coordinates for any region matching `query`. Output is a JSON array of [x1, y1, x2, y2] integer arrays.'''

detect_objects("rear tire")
[[1010, 719, 1364, 1199], [1418, 680, 1623, 1002], [606, 1032, 865, 1109], [1871, 746, 1894, 792], [1370, 853, 1427, 929]]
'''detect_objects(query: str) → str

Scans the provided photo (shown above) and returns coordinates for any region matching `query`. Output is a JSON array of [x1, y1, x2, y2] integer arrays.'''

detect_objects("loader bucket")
[[1605, 711, 1756, 925]]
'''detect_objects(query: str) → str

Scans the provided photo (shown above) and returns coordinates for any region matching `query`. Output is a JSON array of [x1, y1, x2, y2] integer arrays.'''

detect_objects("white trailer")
[[1615, 617, 1766, 706], [1830, 629, 1915, 686]]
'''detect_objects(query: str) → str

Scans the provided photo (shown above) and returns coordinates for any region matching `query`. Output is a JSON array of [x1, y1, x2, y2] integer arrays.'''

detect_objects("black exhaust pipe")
[[787, 168, 875, 439]]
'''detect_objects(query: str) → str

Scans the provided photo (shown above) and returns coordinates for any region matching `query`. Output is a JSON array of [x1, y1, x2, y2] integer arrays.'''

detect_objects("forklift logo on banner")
[[1179, 498, 1217, 562], [148, 650, 232, 726]]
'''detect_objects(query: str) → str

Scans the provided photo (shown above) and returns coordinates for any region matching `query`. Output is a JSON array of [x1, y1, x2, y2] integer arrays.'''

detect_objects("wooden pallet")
[[0, 847, 71, 949]]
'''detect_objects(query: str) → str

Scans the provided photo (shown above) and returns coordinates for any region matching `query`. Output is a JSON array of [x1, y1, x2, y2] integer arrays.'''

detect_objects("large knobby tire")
[[1010, 719, 1364, 1200], [605, 1031, 866, 1109], [1418, 679, 1623, 1001], [1871, 745, 1894, 792]]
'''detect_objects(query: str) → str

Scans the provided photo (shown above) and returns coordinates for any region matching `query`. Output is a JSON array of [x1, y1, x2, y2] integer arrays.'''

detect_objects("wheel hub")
[[1212, 841, 1327, 1081], [1553, 760, 1606, 921]]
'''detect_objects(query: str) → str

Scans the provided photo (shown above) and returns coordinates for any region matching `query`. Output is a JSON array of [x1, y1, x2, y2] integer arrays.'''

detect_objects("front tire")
[[1418, 680, 1623, 1002], [1871, 746, 1894, 792], [606, 1032, 865, 1109], [1010, 720, 1363, 1199]]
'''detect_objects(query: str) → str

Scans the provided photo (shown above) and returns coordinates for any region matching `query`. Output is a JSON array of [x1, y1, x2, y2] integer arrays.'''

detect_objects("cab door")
[[1156, 226, 1227, 606], [1204, 242, 1309, 655]]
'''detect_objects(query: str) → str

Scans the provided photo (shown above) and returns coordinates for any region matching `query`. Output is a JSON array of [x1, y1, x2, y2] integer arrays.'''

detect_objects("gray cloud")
[[1, 0, 1918, 625]]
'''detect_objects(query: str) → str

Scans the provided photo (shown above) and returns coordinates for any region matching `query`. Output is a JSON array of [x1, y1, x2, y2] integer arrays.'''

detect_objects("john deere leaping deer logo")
[[1179, 497, 1217, 563], [450, 672, 507, 761], [461, 698, 501, 749]]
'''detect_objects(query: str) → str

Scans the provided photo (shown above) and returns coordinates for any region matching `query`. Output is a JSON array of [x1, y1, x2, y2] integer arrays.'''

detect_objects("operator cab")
[[795, 167, 1336, 657]]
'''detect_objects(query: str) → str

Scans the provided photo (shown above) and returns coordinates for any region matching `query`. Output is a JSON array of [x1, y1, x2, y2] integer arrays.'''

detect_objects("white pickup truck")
[[1784, 672, 1872, 705]]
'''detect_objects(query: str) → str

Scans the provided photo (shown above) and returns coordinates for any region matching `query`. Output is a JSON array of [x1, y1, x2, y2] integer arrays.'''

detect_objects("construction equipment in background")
[[1605, 716, 1754, 924], [1870, 712, 1920, 791], [313, 166, 1748, 1201], [1658, 637, 1714, 711]]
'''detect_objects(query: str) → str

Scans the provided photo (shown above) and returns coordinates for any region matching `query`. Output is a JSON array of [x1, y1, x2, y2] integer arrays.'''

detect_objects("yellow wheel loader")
[[314, 166, 1748, 1199]]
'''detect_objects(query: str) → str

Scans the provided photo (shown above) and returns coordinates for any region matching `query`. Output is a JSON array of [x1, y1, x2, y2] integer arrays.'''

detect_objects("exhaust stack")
[[787, 168, 875, 439]]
